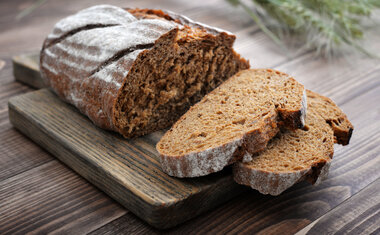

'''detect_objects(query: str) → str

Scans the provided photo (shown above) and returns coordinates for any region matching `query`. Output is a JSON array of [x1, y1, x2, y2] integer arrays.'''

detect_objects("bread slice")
[[40, 5, 249, 138], [233, 90, 353, 195], [156, 69, 306, 177]]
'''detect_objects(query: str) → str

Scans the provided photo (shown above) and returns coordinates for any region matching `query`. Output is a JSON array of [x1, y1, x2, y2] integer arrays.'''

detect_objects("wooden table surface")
[[1, 0, 380, 234]]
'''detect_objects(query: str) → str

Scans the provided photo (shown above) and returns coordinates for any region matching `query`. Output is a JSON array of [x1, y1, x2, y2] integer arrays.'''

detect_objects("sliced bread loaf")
[[156, 69, 306, 177], [233, 90, 353, 195]]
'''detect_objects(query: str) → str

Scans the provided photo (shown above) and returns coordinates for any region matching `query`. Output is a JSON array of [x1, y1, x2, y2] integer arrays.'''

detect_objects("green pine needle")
[[228, 0, 380, 57]]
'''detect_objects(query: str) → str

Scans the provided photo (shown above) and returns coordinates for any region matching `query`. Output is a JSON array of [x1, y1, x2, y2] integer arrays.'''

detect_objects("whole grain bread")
[[233, 90, 353, 195], [40, 5, 249, 138], [156, 69, 306, 177]]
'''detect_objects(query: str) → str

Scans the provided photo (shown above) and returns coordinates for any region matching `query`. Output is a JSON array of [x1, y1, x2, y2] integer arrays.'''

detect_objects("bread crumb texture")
[[157, 69, 306, 177]]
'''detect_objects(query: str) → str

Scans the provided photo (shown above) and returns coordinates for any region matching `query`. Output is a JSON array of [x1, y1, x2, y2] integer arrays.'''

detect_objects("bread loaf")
[[157, 69, 306, 177], [233, 90, 353, 195], [40, 5, 249, 138]]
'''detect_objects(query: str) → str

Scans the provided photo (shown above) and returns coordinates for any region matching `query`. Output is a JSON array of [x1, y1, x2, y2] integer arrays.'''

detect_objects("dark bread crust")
[[233, 90, 353, 195], [40, 5, 249, 138], [127, 8, 230, 36]]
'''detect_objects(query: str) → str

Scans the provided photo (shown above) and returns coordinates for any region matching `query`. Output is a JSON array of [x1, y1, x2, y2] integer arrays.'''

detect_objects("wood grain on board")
[[2, 0, 380, 233], [0, 161, 127, 234], [296, 178, 380, 235], [12, 53, 43, 89]]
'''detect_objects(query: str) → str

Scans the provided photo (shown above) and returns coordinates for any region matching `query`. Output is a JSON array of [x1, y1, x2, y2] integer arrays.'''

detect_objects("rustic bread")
[[233, 90, 353, 195], [40, 5, 249, 138], [157, 69, 306, 177]]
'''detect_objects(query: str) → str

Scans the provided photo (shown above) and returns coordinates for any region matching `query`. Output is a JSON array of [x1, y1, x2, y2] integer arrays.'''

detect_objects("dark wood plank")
[[8, 89, 247, 229], [12, 53, 43, 89], [89, 212, 159, 235], [0, 127, 52, 182], [296, 177, 380, 235], [0, 60, 53, 181], [0, 57, 13, 85], [0, 160, 126, 234]]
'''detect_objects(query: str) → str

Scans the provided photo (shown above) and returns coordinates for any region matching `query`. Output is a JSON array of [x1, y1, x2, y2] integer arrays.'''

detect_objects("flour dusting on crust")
[[160, 138, 242, 177]]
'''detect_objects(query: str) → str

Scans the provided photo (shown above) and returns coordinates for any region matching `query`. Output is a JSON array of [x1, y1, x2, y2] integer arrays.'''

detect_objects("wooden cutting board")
[[9, 54, 247, 229]]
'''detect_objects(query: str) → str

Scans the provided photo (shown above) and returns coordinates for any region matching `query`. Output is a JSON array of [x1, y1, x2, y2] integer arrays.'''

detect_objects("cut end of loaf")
[[113, 9, 249, 138], [233, 90, 353, 195], [157, 69, 306, 177]]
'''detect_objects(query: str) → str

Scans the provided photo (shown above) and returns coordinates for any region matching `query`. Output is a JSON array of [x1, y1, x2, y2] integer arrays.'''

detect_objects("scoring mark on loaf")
[[89, 43, 154, 76], [44, 24, 118, 49], [90, 49, 143, 86]]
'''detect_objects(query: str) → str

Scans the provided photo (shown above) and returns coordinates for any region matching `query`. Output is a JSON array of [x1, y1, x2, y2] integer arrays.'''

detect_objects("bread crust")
[[233, 90, 353, 195]]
